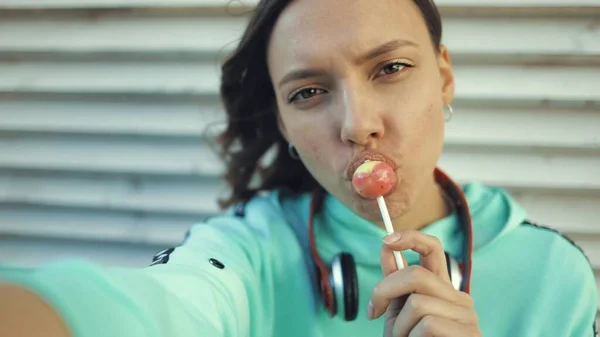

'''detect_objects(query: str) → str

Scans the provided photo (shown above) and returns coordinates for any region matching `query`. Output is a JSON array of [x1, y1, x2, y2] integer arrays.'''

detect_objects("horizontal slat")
[[0, 100, 224, 136], [0, 0, 598, 9], [446, 107, 600, 149], [0, 172, 222, 215], [0, 62, 219, 96], [0, 0, 241, 8], [509, 192, 600, 236], [0, 205, 193, 246], [0, 16, 246, 56], [434, 0, 600, 6], [443, 18, 599, 58], [0, 237, 162, 268], [0, 62, 597, 105], [0, 16, 597, 62], [2, 101, 598, 151], [438, 149, 600, 191], [453, 65, 599, 103], [0, 135, 224, 175]]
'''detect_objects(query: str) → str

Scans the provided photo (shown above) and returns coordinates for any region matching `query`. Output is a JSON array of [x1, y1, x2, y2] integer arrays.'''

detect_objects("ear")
[[437, 44, 455, 106]]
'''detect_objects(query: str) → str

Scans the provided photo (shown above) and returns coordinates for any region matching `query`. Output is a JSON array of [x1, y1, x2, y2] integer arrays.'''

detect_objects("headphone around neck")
[[307, 167, 474, 321]]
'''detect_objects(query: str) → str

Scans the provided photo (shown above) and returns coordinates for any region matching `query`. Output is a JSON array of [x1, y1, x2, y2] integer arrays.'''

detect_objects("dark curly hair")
[[216, 0, 443, 209]]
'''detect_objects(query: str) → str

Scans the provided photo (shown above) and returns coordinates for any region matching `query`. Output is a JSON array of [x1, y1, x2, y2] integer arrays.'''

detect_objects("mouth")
[[345, 150, 399, 182]]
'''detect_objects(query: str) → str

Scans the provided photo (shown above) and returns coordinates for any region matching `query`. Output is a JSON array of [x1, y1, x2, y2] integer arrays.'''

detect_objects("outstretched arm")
[[0, 209, 278, 337], [0, 284, 71, 337]]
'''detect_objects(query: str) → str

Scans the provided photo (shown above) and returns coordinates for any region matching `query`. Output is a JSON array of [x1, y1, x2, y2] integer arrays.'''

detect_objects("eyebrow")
[[355, 39, 418, 65], [278, 68, 328, 89], [277, 39, 418, 89]]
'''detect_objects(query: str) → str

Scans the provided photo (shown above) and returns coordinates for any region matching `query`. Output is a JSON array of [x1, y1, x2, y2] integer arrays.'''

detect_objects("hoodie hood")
[[314, 181, 529, 267]]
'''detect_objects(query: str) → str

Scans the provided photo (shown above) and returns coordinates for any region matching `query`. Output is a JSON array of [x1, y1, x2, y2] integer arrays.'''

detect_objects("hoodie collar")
[[314, 181, 527, 268]]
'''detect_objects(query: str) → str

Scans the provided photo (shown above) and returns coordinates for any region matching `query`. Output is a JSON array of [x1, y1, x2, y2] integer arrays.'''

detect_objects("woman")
[[0, 0, 597, 336]]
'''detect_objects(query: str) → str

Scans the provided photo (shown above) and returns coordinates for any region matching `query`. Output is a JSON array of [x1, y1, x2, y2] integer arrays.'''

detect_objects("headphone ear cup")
[[330, 253, 359, 321], [445, 252, 463, 291]]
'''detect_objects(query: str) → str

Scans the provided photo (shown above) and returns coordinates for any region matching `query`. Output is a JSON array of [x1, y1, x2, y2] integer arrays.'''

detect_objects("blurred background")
[[0, 0, 598, 317]]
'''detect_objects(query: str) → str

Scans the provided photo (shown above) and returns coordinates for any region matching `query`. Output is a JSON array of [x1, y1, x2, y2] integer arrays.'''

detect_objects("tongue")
[[351, 160, 397, 199]]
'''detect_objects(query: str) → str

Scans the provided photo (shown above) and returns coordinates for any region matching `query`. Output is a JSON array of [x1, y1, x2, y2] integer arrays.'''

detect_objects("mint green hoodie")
[[0, 182, 597, 336]]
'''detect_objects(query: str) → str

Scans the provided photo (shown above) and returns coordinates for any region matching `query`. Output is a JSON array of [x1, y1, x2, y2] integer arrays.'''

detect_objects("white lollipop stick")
[[376, 196, 405, 271]]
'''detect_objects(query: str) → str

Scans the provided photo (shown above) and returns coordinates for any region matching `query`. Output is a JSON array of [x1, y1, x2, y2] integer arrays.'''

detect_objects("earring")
[[288, 143, 300, 160], [445, 104, 454, 122]]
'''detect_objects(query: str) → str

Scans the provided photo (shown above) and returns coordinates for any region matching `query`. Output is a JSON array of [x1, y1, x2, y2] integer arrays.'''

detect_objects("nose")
[[339, 83, 385, 146]]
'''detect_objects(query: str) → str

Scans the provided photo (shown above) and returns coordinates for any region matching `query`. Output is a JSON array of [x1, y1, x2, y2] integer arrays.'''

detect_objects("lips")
[[345, 150, 399, 182]]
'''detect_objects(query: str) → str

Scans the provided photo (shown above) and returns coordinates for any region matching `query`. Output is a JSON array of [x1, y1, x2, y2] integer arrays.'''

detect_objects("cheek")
[[302, 135, 323, 162], [285, 120, 325, 162], [418, 101, 443, 140], [406, 99, 441, 134], [418, 101, 445, 162], [280, 109, 335, 157], [284, 114, 342, 180], [424, 102, 443, 128], [399, 99, 444, 165]]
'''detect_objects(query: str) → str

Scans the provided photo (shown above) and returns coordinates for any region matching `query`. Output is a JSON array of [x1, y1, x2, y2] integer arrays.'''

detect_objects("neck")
[[387, 175, 451, 232]]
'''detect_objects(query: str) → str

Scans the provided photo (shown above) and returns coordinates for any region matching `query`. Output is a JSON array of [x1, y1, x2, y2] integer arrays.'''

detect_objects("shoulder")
[[517, 220, 597, 307], [518, 220, 592, 271], [517, 221, 598, 335], [149, 191, 311, 267], [496, 220, 597, 291], [183, 190, 311, 253], [150, 191, 304, 267], [187, 191, 292, 242]]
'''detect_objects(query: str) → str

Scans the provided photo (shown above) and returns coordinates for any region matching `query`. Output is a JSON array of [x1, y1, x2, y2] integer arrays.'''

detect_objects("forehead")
[[267, 0, 429, 72]]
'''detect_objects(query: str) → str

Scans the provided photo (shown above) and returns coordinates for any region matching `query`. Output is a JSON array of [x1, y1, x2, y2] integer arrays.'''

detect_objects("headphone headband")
[[308, 187, 336, 316]]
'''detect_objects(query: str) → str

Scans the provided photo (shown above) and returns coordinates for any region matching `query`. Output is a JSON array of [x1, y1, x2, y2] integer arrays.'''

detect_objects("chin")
[[349, 186, 412, 223]]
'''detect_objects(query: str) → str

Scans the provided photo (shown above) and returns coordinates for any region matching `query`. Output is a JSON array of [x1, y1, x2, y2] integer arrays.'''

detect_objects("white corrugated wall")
[[0, 0, 599, 319]]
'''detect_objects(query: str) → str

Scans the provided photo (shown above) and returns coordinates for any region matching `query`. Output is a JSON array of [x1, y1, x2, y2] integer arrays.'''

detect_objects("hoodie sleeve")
[[566, 249, 598, 337], [548, 230, 598, 337], [0, 212, 276, 337]]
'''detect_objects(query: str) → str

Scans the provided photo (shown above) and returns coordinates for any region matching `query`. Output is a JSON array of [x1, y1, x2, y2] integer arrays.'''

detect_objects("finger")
[[370, 265, 473, 319], [382, 230, 450, 282], [380, 245, 408, 318], [378, 245, 410, 320], [391, 293, 478, 337], [378, 245, 409, 322], [408, 315, 482, 337], [380, 244, 408, 277]]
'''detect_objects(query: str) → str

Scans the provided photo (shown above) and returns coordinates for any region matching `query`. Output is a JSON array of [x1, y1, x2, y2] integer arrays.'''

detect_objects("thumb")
[[380, 244, 408, 276]]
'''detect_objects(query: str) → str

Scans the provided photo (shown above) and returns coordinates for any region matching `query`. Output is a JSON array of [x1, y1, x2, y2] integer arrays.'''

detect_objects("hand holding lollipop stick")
[[352, 160, 405, 271]]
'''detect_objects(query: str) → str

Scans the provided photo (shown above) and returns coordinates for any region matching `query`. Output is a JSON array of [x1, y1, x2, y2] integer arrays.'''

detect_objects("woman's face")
[[267, 0, 455, 222]]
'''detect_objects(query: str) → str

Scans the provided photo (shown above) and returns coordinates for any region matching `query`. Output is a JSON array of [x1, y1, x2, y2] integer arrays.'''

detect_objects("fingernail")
[[383, 232, 402, 244], [367, 301, 375, 319]]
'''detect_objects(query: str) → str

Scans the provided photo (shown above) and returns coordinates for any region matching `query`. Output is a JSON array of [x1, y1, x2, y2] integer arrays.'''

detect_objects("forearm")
[[0, 283, 71, 337]]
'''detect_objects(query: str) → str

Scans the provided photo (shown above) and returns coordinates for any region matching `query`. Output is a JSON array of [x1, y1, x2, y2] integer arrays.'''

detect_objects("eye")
[[375, 60, 414, 79], [287, 88, 327, 104]]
